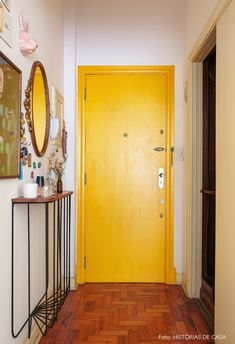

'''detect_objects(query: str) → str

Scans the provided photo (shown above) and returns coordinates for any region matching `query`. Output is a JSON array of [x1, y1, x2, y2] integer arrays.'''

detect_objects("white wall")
[[0, 0, 64, 343], [74, 0, 185, 276], [64, 0, 77, 281], [216, 1, 235, 342], [185, 0, 219, 54]]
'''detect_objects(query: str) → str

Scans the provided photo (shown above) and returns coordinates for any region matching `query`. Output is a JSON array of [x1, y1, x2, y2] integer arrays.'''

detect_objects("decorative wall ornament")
[[20, 112, 30, 146], [19, 11, 38, 56], [51, 86, 64, 147], [50, 116, 59, 141], [62, 120, 68, 160], [28, 153, 32, 167], [24, 82, 33, 131], [20, 112, 26, 143], [24, 61, 50, 157], [19, 160, 23, 180], [20, 146, 28, 166]]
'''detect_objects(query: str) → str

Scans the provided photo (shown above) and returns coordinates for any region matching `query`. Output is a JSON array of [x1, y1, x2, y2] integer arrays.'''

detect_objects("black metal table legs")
[[11, 195, 72, 339]]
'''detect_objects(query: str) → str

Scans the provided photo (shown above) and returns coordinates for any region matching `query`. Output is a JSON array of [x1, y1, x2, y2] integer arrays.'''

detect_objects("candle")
[[23, 183, 38, 198]]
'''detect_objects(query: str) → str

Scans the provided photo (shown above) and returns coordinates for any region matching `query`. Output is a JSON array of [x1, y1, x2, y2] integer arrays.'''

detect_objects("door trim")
[[184, 0, 232, 297], [77, 66, 176, 284]]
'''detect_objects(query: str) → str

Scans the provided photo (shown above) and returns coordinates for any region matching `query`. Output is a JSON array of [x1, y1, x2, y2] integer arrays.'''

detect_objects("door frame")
[[183, 0, 232, 298], [77, 66, 176, 284]]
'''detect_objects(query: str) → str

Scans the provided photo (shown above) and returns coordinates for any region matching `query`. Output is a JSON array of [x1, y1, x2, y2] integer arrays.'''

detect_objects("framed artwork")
[[0, 4, 12, 47], [0, 52, 21, 178], [0, 4, 3, 32], [1, 0, 11, 12], [51, 86, 64, 147]]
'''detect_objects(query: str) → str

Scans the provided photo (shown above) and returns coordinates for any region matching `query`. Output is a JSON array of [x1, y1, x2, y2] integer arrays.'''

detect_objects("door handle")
[[200, 189, 216, 195], [159, 168, 164, 189]]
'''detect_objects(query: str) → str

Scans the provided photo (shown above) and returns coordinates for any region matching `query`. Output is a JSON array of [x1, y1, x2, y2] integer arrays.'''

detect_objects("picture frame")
[[1, 0, 11, 13], [0, 3, 12, 47], [51, 86, 64, 147], [0, 4, 3, 32], [0, 51, 22, 178]]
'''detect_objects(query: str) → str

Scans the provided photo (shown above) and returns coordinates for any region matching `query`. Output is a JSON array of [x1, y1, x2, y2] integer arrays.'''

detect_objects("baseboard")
[[195, 298, 214, 333], [70, 275, 78, 290], [176, 273, 182, 285], [182, 273, 189, 296]]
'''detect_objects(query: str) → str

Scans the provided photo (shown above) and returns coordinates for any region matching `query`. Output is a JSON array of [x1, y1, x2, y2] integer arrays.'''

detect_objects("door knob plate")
[[159, 168, 164, 189]]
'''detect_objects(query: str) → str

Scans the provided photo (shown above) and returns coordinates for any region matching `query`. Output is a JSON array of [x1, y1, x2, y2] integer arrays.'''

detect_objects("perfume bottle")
[[36, 176, 44, 197]]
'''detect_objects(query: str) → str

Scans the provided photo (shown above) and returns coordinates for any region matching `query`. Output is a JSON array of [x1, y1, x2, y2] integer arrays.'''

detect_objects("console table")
[[11, 191, 73, 339]]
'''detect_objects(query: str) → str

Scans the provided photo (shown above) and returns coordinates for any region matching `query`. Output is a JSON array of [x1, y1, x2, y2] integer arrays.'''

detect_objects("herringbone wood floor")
[[40, 283, 212, 344]]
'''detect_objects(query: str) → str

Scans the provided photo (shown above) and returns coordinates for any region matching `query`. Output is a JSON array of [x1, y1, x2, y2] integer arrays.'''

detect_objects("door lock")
[[159, 168, 164, 189]]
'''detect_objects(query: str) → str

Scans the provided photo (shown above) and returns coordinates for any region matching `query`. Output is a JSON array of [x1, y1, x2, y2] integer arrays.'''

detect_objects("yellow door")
[[84, 70, 173, 282]]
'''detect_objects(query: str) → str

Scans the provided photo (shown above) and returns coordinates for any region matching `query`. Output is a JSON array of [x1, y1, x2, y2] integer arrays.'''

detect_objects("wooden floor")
[[40, 283, 212, 344]]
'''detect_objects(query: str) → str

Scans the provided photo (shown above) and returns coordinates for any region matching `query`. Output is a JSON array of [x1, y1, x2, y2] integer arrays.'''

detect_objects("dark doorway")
[[199, 48, 216, 331]]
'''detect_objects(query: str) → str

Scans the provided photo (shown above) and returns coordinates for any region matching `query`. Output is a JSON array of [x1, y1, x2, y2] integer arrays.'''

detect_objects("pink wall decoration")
[[19, 11, 38, 56]]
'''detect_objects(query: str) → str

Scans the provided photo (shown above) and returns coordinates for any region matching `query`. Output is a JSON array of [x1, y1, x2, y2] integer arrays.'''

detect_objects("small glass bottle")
[[36, 176, 44, 197]]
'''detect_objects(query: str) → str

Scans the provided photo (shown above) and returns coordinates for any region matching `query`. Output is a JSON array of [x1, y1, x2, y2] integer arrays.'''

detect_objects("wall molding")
[[181, 273, 188, 296], [176, 273, 183, 285], [70, 275, 78, 290], [189, 0, 232, 61]]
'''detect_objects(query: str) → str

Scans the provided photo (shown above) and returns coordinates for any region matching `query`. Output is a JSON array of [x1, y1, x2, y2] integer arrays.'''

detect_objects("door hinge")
[[171, 146, 174, 166], [84, 173, 87, 185], [84, 256, 87, 270], [84, 87, 87, 100]]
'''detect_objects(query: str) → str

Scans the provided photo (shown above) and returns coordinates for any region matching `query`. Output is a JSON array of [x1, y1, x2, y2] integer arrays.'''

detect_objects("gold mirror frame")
[[24, 61, 50, 157]]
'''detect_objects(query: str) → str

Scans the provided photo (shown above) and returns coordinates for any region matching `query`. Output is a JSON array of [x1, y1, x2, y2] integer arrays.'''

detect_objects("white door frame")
[[185, 62, 203, 298], [184, 0, 232, 298]]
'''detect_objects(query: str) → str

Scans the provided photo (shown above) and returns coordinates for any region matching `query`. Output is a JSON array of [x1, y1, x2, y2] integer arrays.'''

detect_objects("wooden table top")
[[12, 191, 73, 204]]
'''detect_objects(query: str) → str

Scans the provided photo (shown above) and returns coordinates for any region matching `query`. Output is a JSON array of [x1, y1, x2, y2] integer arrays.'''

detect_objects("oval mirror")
[[24, 61, 50, 157]]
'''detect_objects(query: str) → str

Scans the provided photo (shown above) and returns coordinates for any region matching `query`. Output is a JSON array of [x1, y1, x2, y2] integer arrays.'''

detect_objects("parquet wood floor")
[[40, 283, 212, 344]]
